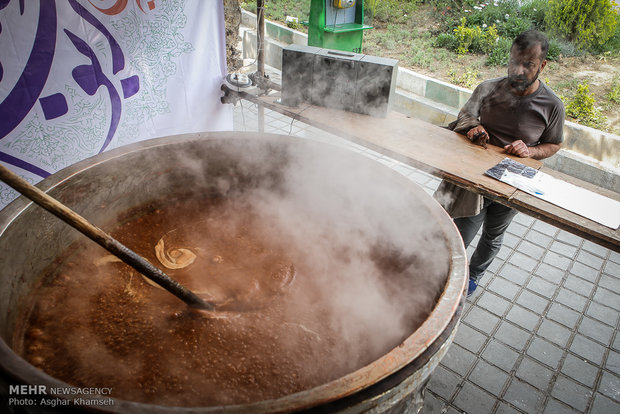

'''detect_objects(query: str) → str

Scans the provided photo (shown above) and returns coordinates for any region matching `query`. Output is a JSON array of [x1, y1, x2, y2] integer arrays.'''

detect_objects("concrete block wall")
[[240, 11, 619, 192]]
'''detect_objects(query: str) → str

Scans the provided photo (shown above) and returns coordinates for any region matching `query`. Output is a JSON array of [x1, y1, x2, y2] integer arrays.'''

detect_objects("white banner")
[[0, 0, 232, 208]]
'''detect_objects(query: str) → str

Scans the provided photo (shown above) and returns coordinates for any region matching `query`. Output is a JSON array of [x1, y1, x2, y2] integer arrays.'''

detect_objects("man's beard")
[[509, 69, 540, 92]]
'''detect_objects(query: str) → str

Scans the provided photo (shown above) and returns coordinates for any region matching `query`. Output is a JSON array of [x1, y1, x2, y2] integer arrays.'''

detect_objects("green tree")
[[545, 0, 618, 51]]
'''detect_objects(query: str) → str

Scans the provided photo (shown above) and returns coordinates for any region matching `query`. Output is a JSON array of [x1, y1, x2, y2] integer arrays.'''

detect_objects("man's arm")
[[504, 141, 561, 160]]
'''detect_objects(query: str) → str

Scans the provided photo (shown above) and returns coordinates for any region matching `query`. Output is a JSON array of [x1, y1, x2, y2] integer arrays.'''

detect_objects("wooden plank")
[[256, 95, 541, 199], [509, 168, 620, 252], [238, 93, 620, 252]]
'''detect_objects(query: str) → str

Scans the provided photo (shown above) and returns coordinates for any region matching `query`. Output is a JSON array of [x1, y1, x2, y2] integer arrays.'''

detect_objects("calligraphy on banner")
[[0, 0, 231, 208]]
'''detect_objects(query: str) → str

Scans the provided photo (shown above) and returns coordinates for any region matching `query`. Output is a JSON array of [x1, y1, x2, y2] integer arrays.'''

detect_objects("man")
[[437, 30, 565, 297]]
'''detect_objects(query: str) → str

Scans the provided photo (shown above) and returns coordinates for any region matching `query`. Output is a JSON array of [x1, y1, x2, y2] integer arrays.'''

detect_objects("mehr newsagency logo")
[[8, 385, 114, 408]]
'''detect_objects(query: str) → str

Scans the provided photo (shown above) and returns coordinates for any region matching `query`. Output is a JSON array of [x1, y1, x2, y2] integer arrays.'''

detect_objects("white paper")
[[501, 170, 620, 229]]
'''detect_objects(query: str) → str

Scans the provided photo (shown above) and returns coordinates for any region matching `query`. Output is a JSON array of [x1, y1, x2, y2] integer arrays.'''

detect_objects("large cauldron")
[[0, 132, 466, 413]]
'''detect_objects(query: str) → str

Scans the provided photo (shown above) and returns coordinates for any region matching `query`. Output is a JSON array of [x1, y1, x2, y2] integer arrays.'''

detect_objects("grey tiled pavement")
[[230, 95, 619, 414]]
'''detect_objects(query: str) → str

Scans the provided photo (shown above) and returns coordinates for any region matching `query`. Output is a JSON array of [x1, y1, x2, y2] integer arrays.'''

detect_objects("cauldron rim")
[[0, 132, 467, 413]]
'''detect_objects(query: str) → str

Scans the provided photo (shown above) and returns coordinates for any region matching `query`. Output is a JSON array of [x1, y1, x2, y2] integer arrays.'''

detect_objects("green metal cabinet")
[[307, 0, 373, 53]]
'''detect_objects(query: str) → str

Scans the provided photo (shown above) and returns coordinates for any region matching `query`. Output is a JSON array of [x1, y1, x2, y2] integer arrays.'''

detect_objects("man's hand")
[[466, 125, 487, 141], [466, 126, 489, 148], [504, 140, 530, 157], [504, 141, 561, 160]]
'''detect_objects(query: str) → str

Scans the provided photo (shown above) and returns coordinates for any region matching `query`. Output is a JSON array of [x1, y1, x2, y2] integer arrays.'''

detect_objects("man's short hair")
[[512, 30, 549, 61]]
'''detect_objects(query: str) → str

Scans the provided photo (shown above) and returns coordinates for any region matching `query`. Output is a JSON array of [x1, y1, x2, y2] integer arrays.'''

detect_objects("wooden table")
[[237, 92, 620, 252]]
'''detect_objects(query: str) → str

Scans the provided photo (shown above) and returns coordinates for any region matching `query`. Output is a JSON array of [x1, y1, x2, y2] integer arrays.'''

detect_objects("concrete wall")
[[240, 11, 619, 192]]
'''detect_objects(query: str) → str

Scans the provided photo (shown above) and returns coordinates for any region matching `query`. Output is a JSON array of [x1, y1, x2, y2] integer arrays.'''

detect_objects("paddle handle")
[[0, 164, 213, 310]]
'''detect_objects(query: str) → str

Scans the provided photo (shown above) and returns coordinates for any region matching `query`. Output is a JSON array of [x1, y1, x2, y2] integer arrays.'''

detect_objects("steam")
[[210, 138, 451, 365], [16, 135, 453, 405]]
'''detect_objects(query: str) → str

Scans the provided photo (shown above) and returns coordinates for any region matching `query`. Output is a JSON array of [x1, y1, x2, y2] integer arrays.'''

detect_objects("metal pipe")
[[257, 0, 265, 77], [257, 0, 265, 132]]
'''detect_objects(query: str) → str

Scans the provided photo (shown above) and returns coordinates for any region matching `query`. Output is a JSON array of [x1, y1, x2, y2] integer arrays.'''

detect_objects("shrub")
[[434, 32, 459, 50], [545, 0, 618, 51], [520, 0, 549, 31], [546, 39, 563, 60], [449, 68, 480, 89], [591, 12, 620, 54], [453, 17, 499, 55], [607, 76, 620, 104], [497, 16, 533, 39], [486, 36, 512, 66], [564, 82, 607, 128]]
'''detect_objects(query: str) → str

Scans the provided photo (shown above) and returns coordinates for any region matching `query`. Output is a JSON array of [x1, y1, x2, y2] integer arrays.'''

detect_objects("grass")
[[241, 0, 620, 134]]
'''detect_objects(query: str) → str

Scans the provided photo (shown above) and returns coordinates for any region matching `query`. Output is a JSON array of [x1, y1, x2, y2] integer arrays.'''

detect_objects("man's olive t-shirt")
[[455, 77, 565, 147]]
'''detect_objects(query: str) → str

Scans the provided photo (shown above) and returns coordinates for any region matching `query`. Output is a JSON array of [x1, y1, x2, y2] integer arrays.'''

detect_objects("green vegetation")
[[546, 0, 618, 51], [240, 0, 620, 133], [564, 82, 607, 129]]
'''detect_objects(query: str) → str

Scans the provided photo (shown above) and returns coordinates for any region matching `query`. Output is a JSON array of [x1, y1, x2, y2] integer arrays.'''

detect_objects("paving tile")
[[453, 382, 496, 414], [508, 251, 538, 273], [482, 340, 520, 372], [542, 250, 572, 270], [563, 274, 595, 297], [502, 233, 520, 249], [494, 321, 531, 352], [487, 258, 504, 274], [468, 359, 509, 396], [578, 316, 614, 345], [610, 250, 620, 263], [454, 323, 488, 354], [555, 288, 588, 312], [526, 276, 558, 299], [506, 304, 541, 331], [535, 263, 566, 284], [569, 261, 600, 283], [532, 220, 558, 235], [603, 260, 620, 277], [581, 239, 610, 258], [586, 301, 619, 327], [606, 350, 620, 376], [542, 398, 581, 414], [548, 240, 578, 259], [525, 229, 553, 248], [495, 401, 522, 414], [503, 378, 544, 413], [515, 356, 554, 390], [593, 286, 620, 309], [590, 393, 620, 414], [561, 353, 599, 388], [476, 291, 511, 317], [551, 376, 593, 412], [555, 230, 582, 246], [537, 319, 572, 347], [507, 221, 529, 238], [570, 334, 606, 365], [546, 303, 581, 329], [463, 306, 500, 336], [613, 334, 620, 352], [496, 244, 513, 261], [576, 249, 606, 269], [427, 365, 461, 401], [498, 263, 530, 285], [487, 277, 521, 301], [516, 289, 549, 314], [598, 371, 620, 403], [599, 273, 620, 293], [513, 213, 535, 227], [518, 240, 546, 260], [440, 343, 477, 377], [527, 337, 564, 369]]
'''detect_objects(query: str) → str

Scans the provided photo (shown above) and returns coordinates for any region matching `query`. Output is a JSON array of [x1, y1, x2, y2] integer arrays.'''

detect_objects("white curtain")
[[0, 0, 232, 209]]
